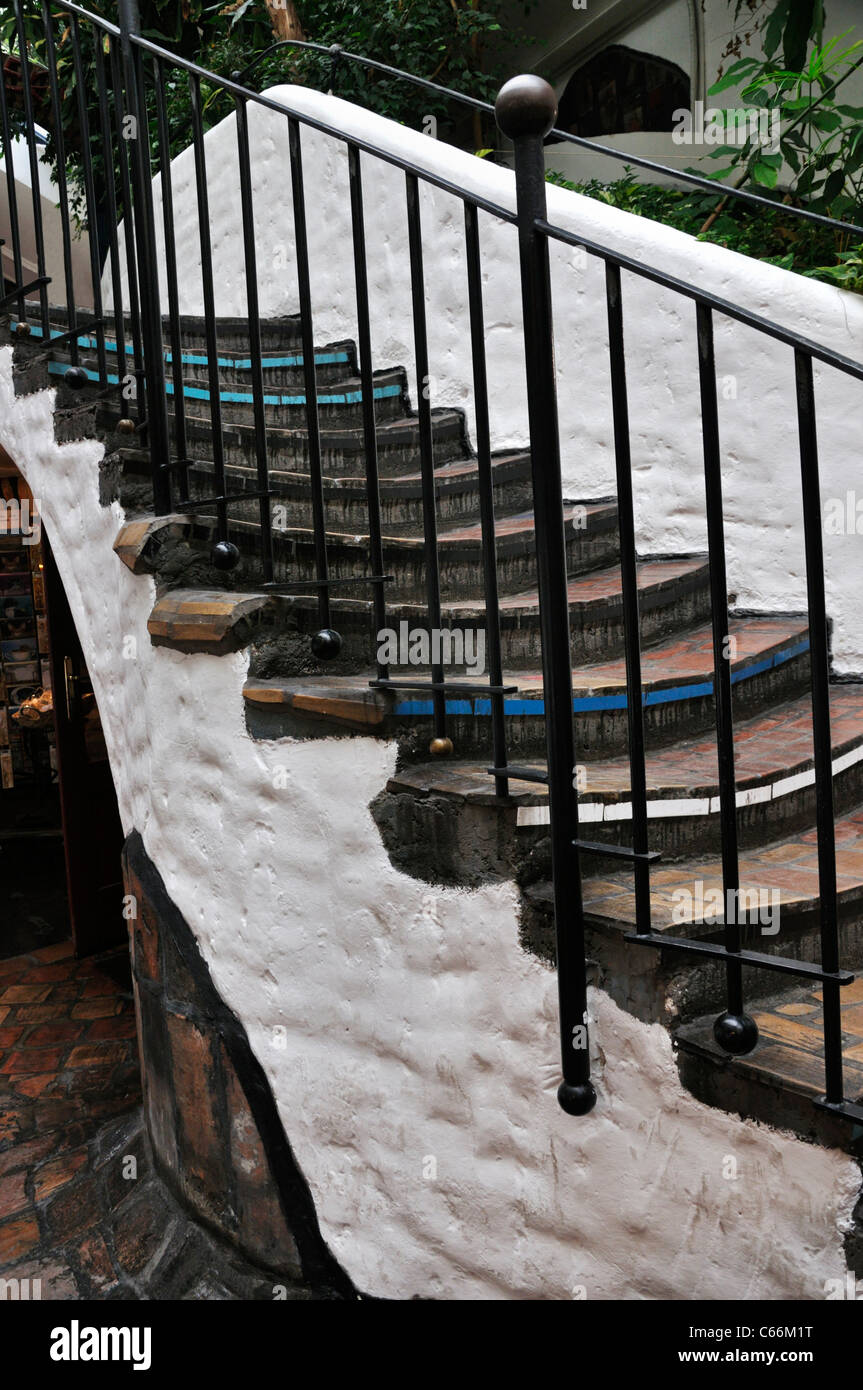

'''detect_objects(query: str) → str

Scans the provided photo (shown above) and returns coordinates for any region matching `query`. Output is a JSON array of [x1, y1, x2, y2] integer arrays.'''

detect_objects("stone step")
[[102, 406, 470, 476], [166, 367, 408, 428], [184, 451, 539, 532], [674, 978, 863, 1151], [577, 803, 863, 1030], [161, 315, 305, 354], [46, 356, 408, 428], [174, 343, 357, 388], [233, 555, 710, 668], [382, 686, 863, 870], [14, 321, 358, 387], [145, 586, 371, 660], [380, 556, 712, 668], [17, 307, 306, 355], [213, 503, 619, 600], [242, 616, 813, 758]]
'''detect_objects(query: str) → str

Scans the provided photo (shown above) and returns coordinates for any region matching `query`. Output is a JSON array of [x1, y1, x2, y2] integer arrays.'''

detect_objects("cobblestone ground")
[[0, 943, 323, 1299]]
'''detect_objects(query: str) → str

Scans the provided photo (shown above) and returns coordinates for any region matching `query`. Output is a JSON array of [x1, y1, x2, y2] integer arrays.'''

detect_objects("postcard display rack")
[[0, 526, 55, 789]]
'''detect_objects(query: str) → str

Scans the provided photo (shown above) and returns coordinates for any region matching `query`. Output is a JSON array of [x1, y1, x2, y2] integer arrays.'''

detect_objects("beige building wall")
[[495, 0, 863, 185]]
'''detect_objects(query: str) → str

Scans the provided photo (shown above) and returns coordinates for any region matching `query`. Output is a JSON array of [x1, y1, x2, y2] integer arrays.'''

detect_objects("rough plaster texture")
[[1, 349, 860, 1299], [107, 85, 863, 670]]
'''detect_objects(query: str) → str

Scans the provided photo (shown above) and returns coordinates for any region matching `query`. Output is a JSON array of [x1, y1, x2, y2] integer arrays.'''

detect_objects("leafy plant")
[[664, 0, 863, 289], [1, 0, 531, 237], [546, 168, 859, 293], [703, 29, 863, 217]]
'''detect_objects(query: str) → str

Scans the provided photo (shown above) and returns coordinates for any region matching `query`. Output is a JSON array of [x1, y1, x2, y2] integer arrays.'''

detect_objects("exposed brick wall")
[[121, 831, 354, 1296]]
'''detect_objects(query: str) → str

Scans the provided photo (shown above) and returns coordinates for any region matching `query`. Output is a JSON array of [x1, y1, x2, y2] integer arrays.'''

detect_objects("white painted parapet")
[[106, 86, 863, 672], [0, 350, 858, 1300]]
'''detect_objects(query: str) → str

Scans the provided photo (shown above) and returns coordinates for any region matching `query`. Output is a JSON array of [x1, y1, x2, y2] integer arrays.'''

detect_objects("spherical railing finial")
[[495, 74, 558, 140]]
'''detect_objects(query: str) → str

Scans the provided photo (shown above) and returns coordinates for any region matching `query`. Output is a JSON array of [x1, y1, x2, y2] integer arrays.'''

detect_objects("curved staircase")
[[11, 307, 863, 1152]]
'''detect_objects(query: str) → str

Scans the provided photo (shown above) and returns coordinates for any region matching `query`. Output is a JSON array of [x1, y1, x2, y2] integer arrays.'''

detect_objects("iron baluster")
[[495, 75, 595, 1116]]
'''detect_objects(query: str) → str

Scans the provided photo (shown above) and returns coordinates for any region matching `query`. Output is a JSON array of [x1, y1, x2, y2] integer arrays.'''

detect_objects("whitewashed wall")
[[109, 86, 863, 672], [0, 349, 858, 1300]]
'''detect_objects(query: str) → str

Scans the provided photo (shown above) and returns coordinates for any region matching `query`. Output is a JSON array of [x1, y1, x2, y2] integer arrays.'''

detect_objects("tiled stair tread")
[[163, 368, 404, 406], [219, 505, 599, 550], [165, 342, 353, 367], [179, 407, 464, 442], [372, 617, 808, 696], [187, 451, 531, 493], [392, 452, 532, 485], [243, 677, 392, 726], [19, 305, 305, 335], [23, 317, 355, 374], [410, 557, 709, 618], [388, 616, 807, 701], [675, 978, 863, 1104], [241, 618, 808, 711], [107, 408, 466, 454], [386, 687, 863, 807], [58, 357, 403, 405], [580, 806, 863, 932], [436, 506, 614, 543], [565, 616, 809, 696], [167, 344, 354, 369], [544, 687, 863, 798]]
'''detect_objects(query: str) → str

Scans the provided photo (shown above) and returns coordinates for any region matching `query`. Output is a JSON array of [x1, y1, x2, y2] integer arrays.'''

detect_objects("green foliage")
[[0, 2, 280, 224], [233, 0, 525, 134], [641, 0, 862, 291], [702, 28, 863, 219], [546, 168, 860, 293], [1, 0, 529, 231]]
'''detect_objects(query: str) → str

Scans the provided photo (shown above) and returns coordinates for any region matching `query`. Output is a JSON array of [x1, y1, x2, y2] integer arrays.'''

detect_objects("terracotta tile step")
[[338, 557, 709, 635], [243, 678, 393, 730], [17, 319, 355, 380], [161, 367, 408, 423], [178, 405, 467, 461], [218, 505, 611, 558], [183, 449, 533, 498], [146, 588, 370, 656], [242, 617, 812, 753], [263, 617, 808, 706], [42, 353, 407, 420], [105, 406, 470, 476], [18, 305, 306, 353], [125, 451, 538, 540], [674, 978, 863, 1148], [211, 504, 601, 552], [386, 685, 863, 815], [579, 804, 863, 935]]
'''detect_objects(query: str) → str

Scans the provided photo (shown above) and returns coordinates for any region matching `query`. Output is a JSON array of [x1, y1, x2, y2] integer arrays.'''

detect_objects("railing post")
[[495, 75, 596, 1116], [117, 0, 172, 515]]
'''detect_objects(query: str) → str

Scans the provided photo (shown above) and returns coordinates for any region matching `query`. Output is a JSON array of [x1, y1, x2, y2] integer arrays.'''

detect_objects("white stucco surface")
[[1, 348, 859, 1300], [108, 85, 863, 671]]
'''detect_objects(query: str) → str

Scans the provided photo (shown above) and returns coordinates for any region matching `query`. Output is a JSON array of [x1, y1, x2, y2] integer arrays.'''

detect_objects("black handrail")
[[2, 3, 861, 1125], [232, 36, 863, 244]]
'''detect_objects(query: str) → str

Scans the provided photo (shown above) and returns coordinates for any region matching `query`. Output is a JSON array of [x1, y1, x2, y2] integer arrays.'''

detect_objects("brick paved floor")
[[0, 940, 141, 1293], [0, 941, 329, 1299]]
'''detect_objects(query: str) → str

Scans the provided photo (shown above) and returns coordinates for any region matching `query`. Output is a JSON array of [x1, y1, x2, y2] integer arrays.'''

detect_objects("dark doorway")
[[551, 43, 691, 140], [43, 534, 125, 957], [0, 467, 124, 961]]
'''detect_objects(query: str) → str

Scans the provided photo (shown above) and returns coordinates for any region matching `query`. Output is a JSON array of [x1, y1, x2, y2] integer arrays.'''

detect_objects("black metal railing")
[[2, 3, 862, 1121]]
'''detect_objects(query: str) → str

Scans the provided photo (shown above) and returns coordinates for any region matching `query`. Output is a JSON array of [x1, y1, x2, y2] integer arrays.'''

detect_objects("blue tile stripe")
[[42, 359, 399, 407], [16, 323, 350, 372], [392, 637, 810, 717]]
